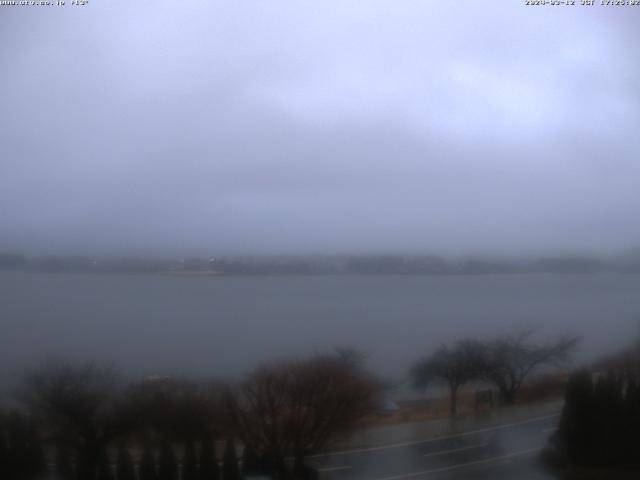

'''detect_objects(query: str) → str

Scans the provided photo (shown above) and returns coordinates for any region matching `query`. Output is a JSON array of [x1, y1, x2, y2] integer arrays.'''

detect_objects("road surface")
[[308, 413, 559, 480]]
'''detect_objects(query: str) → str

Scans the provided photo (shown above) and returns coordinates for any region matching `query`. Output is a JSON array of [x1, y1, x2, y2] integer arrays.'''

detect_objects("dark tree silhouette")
[[622, 374, 640, 463], [411, 340, 486, 416], [222, 439, 240, 480], [25, 420, 48, 480], [182, 441, 197, 480], [139, 443, 158, 480], [158, 442, 178, 480], [482, 331, 578, 404], [54, 445, 75, 480], [7, 412, 29, 479], [557, 370, 596, 465], [96, 448, 114, 480], [228, 352, 378, 477], [595, 372, 625, 465], [4, 412, 47, 480], [554, 366, 640, 470], [124, 377, 220, 443], [241, 443, 264, 476], [116, 446, 136, 480], [198, 433, 218, 480], [0, 420, 8, 480], [19, 362, 129, 480]]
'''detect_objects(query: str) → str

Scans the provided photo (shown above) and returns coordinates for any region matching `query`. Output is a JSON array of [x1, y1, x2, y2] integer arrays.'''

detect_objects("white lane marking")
[[317, 465, 352, 472], [373, 447, 542, 480], [423, 442, 487, 458], [308, 412, 559, 458]]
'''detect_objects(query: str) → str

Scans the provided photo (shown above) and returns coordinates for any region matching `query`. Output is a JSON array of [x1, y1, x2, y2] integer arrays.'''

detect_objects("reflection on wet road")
[[309, 414, 558, 480]]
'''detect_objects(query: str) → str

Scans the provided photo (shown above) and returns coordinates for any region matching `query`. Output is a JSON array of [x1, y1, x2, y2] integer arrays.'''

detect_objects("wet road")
[[308, 413, 559, 480]]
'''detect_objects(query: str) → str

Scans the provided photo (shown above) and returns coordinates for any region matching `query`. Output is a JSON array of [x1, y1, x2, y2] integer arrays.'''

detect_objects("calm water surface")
[[2, 271, 639, 385]]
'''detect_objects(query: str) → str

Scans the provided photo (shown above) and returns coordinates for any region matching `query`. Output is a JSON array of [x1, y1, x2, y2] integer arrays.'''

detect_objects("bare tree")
[[411, 340, 486, 416], [482, 330, 578, 404], [19, 361, 128, 479], [124, 376, 222, 442], [227, 352, 379, 478]]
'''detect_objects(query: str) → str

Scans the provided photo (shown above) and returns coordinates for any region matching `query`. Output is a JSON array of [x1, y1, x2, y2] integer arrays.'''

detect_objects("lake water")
[[2, 271, 639, 386]]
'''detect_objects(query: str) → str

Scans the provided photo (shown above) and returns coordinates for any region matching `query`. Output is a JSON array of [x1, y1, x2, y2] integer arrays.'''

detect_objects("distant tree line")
[[3, 252, 639, 276], [1, 351, 378, 480]]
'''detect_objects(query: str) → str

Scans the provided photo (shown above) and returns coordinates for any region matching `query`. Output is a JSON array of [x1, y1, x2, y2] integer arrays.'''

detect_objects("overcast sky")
[[1, 1, 639, 257]]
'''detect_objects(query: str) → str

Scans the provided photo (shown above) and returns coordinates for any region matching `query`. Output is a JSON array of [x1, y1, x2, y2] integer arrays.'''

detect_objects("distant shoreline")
[[2, 252, 640, 277], [2, 268, 640, 279]]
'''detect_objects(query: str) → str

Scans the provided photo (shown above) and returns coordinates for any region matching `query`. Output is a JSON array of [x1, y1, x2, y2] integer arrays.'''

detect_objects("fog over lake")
[[3, 4, 640, 390], [2, 271, 639, 387], [4, 4, 640, 478]]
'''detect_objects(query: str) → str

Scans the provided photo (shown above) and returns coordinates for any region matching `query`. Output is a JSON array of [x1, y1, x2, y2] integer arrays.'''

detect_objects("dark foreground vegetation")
[[0, 330, 580, 480], [10, 332, 640, 480], [0, 351, 378, 480], [542, 342, 640, 479]]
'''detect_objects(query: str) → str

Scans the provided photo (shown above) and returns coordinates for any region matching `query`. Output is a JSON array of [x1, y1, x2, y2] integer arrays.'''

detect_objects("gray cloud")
[[2, 1, 639, 256]]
